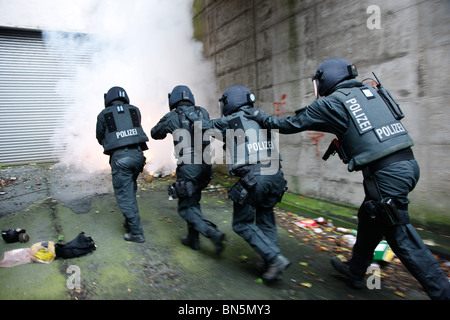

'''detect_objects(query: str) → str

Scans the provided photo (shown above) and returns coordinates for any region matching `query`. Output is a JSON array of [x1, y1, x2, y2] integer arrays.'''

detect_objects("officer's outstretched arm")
[[185, 111, 229, 132], [151, 114, 171, 140], [242, 108, 302, 134], [242, 108, 266, 124]]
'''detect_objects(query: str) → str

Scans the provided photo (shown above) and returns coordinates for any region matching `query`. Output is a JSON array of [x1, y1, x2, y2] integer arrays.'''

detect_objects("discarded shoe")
[[262, 254, 291, 281], [2, 228, 29, 243], [330, 256, 364, 289], [124, 233, 145, 243]]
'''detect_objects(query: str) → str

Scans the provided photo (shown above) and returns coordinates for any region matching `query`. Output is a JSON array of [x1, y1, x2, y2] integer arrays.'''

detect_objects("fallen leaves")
[[158, 216, 172, 223], [238, 255, 248, 263], [394, 291, 406, 298], [274, 208, 445, 298]]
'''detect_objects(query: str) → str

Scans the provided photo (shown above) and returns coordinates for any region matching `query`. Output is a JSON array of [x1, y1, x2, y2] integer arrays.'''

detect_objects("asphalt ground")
[[0, 163, 444, 309]]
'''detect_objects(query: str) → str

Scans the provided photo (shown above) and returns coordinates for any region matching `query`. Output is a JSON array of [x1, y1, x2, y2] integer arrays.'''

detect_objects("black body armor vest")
[[173, 105, 211, 165], [332, 85, 414, 171], [99, 102, 149, 155], [224, 108, 280, 174]]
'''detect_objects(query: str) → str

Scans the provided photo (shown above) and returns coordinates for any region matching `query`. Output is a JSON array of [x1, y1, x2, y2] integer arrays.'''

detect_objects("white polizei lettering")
[[393, 122, 406, 133], [345, 97, 373, 132], [375, 122, 406, 141], [376, 128, 383, 138], [355, 114, 372, 132], [116, 128, 138, 139], [351, 107, 372, 131], [247, 139, 275, 153]]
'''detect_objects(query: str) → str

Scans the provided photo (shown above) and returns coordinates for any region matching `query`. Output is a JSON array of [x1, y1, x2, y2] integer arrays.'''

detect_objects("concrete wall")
[[193, 0, 450, 233]]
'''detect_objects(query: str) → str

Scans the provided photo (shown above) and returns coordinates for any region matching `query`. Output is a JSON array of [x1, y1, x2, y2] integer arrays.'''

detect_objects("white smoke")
[[10, 0, 217, 174]]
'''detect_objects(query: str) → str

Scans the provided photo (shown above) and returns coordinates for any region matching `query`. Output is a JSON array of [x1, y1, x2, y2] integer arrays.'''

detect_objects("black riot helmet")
[[168, 85, 195, 110], [312, 58, 358, 98], [104, 86, 130, 107], [219, 85, 256, 116]]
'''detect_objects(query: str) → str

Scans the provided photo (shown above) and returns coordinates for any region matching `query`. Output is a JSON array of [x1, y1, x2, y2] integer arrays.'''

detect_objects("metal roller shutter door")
[[0, 27, 92, 165]]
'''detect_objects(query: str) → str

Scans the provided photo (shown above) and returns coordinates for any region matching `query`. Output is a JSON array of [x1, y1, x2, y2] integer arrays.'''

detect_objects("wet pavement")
[[0, 163, 434, 303]]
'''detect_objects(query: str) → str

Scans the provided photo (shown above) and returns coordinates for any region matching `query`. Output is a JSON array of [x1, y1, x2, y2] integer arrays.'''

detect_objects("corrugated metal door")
[[0, 27, 92, 165]]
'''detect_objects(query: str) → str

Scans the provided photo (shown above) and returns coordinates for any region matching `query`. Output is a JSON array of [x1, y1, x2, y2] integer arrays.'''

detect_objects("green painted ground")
[[0, 171, 432, 301]]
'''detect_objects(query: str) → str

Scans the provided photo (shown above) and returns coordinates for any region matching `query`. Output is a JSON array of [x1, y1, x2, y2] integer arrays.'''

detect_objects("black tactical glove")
[[243, 108, 266, 124], [185, 111, 201, 123]]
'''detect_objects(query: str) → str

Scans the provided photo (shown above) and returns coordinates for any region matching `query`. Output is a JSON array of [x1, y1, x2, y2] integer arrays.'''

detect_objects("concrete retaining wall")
[[193, 0, 450, 233]]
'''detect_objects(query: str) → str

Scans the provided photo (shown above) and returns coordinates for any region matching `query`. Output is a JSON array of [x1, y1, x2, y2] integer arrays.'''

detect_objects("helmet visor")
[[219, 96, 226, 117], [312, 79, 320, 100]]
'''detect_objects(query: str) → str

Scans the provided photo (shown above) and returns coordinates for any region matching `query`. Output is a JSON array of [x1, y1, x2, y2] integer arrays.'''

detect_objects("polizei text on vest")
[[116, 128, 138, 139]]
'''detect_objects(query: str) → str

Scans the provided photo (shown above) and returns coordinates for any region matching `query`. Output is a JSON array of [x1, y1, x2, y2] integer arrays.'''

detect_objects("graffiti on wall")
[[307, 132, 325, 157], [273, 94, 287, 118]]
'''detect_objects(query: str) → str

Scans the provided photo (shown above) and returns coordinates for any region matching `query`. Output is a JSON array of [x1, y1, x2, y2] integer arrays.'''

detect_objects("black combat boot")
[[181, 225, 200, 250], [124, 233, 145, 243], [207, 228, 225, 256], [262, 254, 291, 281], [256, 261, 282, 281], [330, 256, 365, 289]]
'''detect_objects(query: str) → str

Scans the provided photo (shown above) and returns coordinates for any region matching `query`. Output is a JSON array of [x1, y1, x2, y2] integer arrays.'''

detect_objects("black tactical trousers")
[[176, 164, 215, 236], [110, 147, 145, 235], [232, 202, 280, 262], [349, 160, 450, 300], [231, 170, 286, 263]]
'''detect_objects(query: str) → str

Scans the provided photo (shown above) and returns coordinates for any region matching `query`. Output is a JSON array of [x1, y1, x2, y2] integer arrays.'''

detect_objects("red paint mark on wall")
[[273, 94, 287, 117], [307, 132, 325, 156]]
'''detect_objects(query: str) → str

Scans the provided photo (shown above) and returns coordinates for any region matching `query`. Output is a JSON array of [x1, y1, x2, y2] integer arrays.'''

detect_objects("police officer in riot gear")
[[151, 85, 225, 255], [96, 86, 149, 243], [186, 85, 290, 281], [246, 58, 450, 299]]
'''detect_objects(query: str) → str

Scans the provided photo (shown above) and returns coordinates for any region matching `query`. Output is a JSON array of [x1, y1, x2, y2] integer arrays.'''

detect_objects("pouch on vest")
[[173, 180, 196, 198], [228, 180, 249, 205], [361, 198, 399, 226], [372, 72, 405, 120], [234, 165, 257, 189], [276, 178, 288, 203], [55, 232, 96, 259]]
